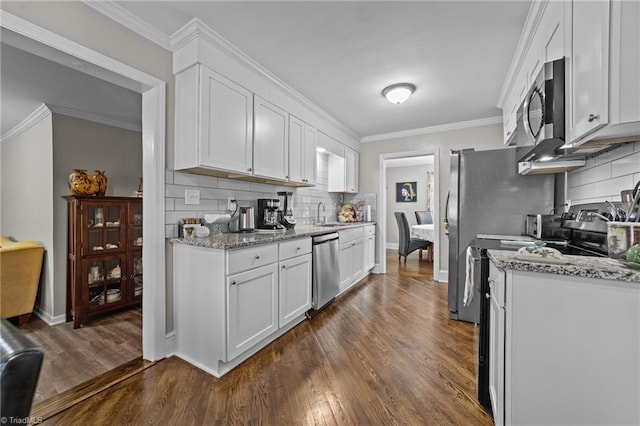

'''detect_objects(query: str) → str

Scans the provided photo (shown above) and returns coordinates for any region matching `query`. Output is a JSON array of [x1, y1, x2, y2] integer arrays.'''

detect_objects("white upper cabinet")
[[175, 65, 253, 174], [253, 96, 289, 180], [499, 0, 639, 147], [345, 147, 359, 193], [569, 0, 610, 142], [288, 115, 317, 185], [570, 0, 640, 143]]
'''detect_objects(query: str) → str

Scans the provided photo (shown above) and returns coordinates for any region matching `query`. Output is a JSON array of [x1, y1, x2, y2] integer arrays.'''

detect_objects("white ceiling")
[[1, 1, 531, 140], [0, 40, 142, 137], [109, 0, 531, 139]]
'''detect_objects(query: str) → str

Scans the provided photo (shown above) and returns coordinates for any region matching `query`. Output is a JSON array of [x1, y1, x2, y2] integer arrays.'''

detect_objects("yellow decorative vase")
[[93, 170, 108, 196], [68, 169, 98, 196]]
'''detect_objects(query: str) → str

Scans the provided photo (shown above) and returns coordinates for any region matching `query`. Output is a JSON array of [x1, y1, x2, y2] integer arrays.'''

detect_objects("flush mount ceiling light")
[[382, 83, 416, 104]]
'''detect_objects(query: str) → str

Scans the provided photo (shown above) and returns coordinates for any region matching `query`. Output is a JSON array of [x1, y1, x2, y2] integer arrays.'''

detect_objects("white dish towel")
[[463, 246, 475, 307]]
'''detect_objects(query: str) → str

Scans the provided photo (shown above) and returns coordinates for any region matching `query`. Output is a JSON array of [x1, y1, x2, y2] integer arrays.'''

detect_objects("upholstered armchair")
[[0, 236, 44, 325]]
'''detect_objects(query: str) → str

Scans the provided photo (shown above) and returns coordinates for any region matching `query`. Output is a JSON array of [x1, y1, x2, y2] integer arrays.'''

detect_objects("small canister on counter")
[[607, 222, 639, 259]]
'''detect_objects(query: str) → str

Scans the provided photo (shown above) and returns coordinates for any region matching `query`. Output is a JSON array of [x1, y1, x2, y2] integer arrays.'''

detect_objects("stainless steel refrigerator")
[[447, 148, 554, 323]]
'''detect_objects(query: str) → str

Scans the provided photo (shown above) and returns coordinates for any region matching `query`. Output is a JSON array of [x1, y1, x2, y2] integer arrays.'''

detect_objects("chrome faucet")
[[317, 202, 326, 224]]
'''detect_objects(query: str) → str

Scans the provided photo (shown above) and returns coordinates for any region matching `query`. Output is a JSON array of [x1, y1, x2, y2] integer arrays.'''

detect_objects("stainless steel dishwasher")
[[308, 232, 340, 316]]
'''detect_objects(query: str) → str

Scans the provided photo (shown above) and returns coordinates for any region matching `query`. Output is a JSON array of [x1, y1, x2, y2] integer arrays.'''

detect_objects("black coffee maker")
[[277, 191, 296, 229], [257, 199, 282, 230]]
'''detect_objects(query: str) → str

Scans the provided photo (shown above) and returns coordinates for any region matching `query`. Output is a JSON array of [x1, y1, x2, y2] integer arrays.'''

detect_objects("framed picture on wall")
[[396, 181, 417, 202]]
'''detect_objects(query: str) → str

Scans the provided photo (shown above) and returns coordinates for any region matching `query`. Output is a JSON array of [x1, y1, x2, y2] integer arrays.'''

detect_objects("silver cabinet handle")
[[296, 247, 301, 251], [485, 293, 490, 299], [588, 114, 599, 122], [231, 280, 237, 285], [248, 168, 252, 172], [282, 265, 286, 269], [255, 255, 260, 259], [122, 276, 127, 281]]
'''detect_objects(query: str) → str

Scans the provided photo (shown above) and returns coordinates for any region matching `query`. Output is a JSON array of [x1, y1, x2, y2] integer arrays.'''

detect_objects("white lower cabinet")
[[338, 227, 365, 293], [227, 263, 278, 360], [173, 238, 311, 377], [488, 262, 505, 426], [279, 253, 312, 328], [489, 259, 640, 425], [363, 225, 376, 271]]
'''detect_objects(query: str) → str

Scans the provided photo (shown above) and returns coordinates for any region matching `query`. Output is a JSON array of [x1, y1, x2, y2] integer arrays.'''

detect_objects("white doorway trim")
[[378, 149, 441, 280], [1, 11, 168, 361]]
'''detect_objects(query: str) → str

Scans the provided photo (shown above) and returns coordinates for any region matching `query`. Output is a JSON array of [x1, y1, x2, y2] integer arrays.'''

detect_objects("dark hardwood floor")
[[45, 251, 492, 425], [20, 306, 142, 405]]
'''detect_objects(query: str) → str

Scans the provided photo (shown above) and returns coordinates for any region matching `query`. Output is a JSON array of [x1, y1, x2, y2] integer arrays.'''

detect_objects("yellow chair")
[[0, 236, 44, 325]]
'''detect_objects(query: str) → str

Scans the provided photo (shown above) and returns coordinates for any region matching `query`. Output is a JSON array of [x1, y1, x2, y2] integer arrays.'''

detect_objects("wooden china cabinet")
[[65, 196, 143, 328]]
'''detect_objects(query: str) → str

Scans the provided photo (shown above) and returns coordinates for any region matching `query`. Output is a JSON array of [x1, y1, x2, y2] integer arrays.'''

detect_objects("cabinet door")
[[303, 124, 317, 185], [345, 147, 359, 193], [288, 116, 305, 184], [351, 239, 364, 280], [227, 263, 278, 360], [365, 234, 376, 271], [129, 251, 143, 302], [82, 201, 126, 256], [489, 282, 505, 426], [279, 253, 312, 328], [338, 243, 353, 292], [199, 67, 254, 173], [83, 254, 127, 313], [127, 201, 143, 251], [570, 0, 610, 143], [253, 96, 289, 180]]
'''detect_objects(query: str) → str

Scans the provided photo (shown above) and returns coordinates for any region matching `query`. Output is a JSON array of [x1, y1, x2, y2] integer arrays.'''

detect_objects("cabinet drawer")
[[279, 238, 311, 261], [338, 227, 364, 244], [227, 243, 278, 275], [364, 225, 375, 236], [489, 260, 506, 309]]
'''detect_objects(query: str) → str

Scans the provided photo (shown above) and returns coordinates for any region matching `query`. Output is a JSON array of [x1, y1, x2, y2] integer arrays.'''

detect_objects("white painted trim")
[[361, 116, 503, 143], [1, 10, 167, 362], [378, 149, 441, 281], [496, 0, 548, 107], [170, 18, 360, 143], [34, 307, 66, 326], [386, 243, 399, 250], [437, 270, 448, 283], [83, 0, 171, 50], [1, 103, 51, 143], [47, 104, 142, 133]]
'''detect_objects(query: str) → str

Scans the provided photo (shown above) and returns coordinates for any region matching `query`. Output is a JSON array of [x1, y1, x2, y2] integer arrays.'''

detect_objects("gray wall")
[[386, 164, 433, 245], [1, 113, 55, 318], [52, 114, 142, 318], [359, 122, 505, 273]]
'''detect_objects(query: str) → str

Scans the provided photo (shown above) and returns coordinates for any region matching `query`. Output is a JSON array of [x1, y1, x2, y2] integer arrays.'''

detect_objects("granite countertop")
[[170, 222, 376, 250], [488, 249, 640, 283]]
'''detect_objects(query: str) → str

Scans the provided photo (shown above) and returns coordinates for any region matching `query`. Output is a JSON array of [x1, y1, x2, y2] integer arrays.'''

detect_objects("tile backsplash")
[[165, 153, 376, 237], [567, 141, 640, 205]]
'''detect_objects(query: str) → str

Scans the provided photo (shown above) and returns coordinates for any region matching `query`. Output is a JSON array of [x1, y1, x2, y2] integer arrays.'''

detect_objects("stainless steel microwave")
[[517, 58, 566, 162]]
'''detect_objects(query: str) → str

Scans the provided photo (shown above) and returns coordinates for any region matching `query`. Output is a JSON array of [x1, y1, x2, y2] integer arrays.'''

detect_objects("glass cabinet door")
[[130, 252, 143, 301], [83, 202, 126, 256], [83, 255, 127, 311], [128, 202, 143, 251]]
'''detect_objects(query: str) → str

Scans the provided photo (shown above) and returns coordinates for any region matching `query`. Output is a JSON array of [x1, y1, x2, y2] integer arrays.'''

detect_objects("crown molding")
[[360, 116, 503, 143], [496, 0, 548, 107], [1, 104, 52, 144], [170, 18, 361, 142], [83, 0, 171, 50], [48, 104, 142, 133]]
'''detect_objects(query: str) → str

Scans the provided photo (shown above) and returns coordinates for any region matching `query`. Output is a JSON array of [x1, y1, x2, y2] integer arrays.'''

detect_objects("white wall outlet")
[[185, 189, 200, 205], [227, 197, 236, 211]]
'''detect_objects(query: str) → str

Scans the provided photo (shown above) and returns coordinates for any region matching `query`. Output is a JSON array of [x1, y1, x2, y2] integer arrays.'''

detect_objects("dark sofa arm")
[[0, 318, 43, 420]]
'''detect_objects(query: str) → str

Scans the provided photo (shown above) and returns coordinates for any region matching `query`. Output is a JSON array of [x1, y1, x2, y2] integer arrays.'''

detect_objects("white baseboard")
[[436, 270, 449, 283], [34, 308, 66, 326], [386, 243, 399, 250]]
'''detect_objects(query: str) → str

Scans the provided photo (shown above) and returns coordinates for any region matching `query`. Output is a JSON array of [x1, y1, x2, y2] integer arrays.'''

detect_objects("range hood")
[[518, 159, 586, 175]]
